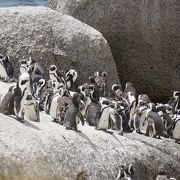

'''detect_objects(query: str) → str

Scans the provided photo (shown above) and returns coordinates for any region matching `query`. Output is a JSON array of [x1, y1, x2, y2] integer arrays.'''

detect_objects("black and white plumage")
[[20, 59, 29, 75], [0, 54, 8, 81], [3, 56, 14, 81], [65, 69, 78, 89], [171, 110, 180, 143], [111, 83, 123, 100], [168, 91, 179, 113], [49, 65, 66, 90], [116, 164, 134, 180], [23, 93, 40, 122]]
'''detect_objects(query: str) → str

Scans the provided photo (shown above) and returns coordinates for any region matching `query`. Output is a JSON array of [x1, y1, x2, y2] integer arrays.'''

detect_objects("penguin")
[[3, 56, 14, 81], [17, 70, 32, 121], [145, 103, 168, 138], [34, 78, 46, 98], [65, 93, 85, 132], [96, 98, 111, 130], [20, 59, 29, 75], [0, 54, 8, 81], [171, 110, 180, 143], [168, 91, 179, 113], [94, 71, 107, 97], [49, 83, 66, 121], [65, 69, 78, 90], [49, 65, 66, 90], [23, 93, 40, 122], [40, 79, 55, 113], [85, 85, 101, 126], [56, 89, 71, 125], [109, 102, 125, 135], [0, 84, 21, 115]]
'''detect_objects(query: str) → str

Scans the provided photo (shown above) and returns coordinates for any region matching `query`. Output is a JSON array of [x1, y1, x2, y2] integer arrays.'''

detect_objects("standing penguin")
[[168, 91, 179, 113], [23, 93, 40, 122], [19, 59, 29, 75], [65, 93, 85, 132], [0, 54, 8, 81], [145, 103, 168, 138], [65, 69, 78, 90], [49, 65, 66, 90], [0, 84, 21, 115], [3, 56, 14, 81], [171, 110, 180, 143]]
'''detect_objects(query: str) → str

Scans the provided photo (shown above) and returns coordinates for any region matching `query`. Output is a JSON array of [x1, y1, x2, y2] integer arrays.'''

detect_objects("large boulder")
[[0, 83, 179, 180], [0, 6, 119, 89], [49, 0, 179, 102]]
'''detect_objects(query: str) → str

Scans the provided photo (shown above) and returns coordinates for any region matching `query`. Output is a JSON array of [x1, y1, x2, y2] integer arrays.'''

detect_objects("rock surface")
[[0, 6, 119, 89], [0, 82, 180, 180], [49, 0, 179, 102]]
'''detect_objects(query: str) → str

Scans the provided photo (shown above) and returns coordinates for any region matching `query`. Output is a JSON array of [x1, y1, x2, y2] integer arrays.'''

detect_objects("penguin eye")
[[81, 87, 85, 92], [21, 80, 29, 85]]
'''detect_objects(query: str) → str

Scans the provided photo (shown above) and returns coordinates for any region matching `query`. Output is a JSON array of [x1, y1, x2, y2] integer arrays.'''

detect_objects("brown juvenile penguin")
[[0, 84, 21, 115], [65, 93, 85, 132]]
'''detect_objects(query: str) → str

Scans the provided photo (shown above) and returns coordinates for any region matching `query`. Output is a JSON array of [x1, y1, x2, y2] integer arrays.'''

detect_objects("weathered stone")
[[0, 6, 119, 89], [49, 0, 179, 102]]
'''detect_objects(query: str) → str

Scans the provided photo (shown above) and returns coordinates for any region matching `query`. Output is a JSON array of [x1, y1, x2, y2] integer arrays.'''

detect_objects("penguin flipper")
[[77, 111, 84, 126]]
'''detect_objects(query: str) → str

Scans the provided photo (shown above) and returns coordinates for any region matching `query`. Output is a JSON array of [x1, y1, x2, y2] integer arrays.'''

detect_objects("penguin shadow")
[[10, 116, 40, 130], [78, 132, 98, 151], [112, 134, 125, 148]]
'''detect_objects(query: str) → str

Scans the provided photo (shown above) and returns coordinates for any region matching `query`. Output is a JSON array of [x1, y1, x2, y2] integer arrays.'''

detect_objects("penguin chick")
[[146, 103, 168, 138], [23, 93, 40, 122], [0, 85, 21, 115], [65, 93, 85, 132]]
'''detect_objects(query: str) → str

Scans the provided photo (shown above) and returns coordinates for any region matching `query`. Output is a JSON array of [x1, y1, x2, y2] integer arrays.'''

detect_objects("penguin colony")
[[0, 54, 179, 180]]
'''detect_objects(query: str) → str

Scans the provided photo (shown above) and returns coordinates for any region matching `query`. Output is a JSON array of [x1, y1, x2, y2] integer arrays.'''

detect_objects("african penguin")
[[168, 91, 179, 113], [3, 56, 14, 81], [145, 103, 168, 138], [65, 69, 78, 89], [23, 93, 40, 122], [171, 110, 180, 143], [49, 65, 66, 90], [0, 84, 21, 115], [96, 98, 111, 130], [116, 164, 134, 180], [65, 93, 85, 132], [0, 54, 8, 81], [20, 59, 29, 75]]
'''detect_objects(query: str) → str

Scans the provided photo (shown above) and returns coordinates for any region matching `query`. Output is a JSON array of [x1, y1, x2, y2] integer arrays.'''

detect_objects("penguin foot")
[[75, 129, 81, 133], [136, 129, 144, 135], [16, 116, 24, 123], [118, 131, 123, 136], [103, 129, 113, 134]]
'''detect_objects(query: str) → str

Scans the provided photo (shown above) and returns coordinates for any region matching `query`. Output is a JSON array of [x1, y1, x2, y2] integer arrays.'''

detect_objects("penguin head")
[[49, 65, 57, 72], [173, 91, 179, 98], [77, 85, 86, 97], [89, 76, 96, 84], [65, 69, 78, 83], [3, 56, 10, 63], [88, 85, 94, 95], [58, 83, 66, 96]]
